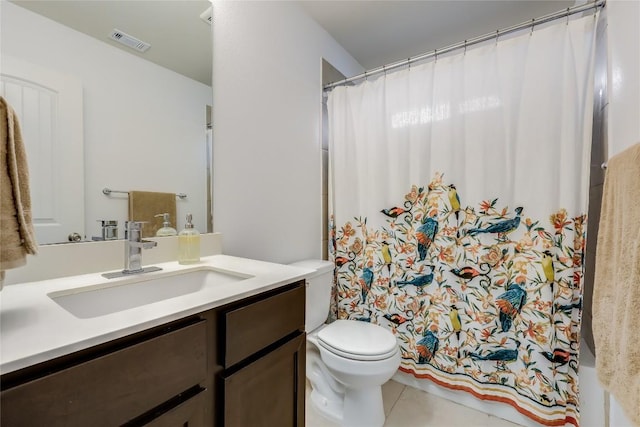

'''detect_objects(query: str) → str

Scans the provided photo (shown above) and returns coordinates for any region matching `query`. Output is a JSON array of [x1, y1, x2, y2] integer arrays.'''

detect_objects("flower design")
[[405, 185, 421, 204], [481, 328, 493, 340], [513, 259, 529, 275], [481, 246, 505, 267], [479, 199, 495, 213], [373, 294, 387, 310], [516, 369, 533, 386], [429, 172, 443, 189], [515, 232, 534, 253], [332, 175, 585, 427], [437, 246, 455, 264], [349, 237, 363, 254], [524, 320, 548, 345], [550, 209, 571, 234]]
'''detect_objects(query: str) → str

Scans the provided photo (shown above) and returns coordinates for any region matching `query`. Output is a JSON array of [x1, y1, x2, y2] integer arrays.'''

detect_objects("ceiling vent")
[[200, 6, 212, 25], [109, 29, 151, 53]]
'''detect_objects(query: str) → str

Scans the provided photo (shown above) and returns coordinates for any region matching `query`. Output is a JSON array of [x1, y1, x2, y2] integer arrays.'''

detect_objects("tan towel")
[[128, 191, 177, 238], [0, 96, 38, 276], [592, 142, 640, 426]]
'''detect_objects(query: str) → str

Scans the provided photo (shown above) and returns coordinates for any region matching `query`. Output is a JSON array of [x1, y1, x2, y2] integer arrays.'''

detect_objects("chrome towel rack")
[[102, 187, 188, 199]]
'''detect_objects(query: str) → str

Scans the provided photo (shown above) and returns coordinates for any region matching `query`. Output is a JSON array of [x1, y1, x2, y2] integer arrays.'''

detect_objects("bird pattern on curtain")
[[330, 172, 585, 426]]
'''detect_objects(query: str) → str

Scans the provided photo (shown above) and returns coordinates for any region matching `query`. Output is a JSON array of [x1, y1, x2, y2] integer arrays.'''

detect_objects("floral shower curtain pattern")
[[328, 15, 597, 427]]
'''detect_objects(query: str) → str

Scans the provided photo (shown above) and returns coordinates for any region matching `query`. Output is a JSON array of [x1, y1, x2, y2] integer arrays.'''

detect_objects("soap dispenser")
[[154, 213, 177, 237], [178, 213, 200, 264]]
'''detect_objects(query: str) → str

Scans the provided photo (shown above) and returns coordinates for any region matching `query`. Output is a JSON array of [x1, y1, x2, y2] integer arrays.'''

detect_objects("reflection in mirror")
[[1, 1, 213, 244]]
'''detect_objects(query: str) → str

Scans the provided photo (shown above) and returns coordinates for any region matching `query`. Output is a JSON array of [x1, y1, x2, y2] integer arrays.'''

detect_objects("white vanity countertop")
[[0, 254, 314, 374]]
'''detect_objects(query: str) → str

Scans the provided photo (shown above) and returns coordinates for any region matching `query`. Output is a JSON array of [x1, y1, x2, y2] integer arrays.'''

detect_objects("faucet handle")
[[125, 221, 149, 241], [140, 240, 158, 250], [125, 220, 146, 231]]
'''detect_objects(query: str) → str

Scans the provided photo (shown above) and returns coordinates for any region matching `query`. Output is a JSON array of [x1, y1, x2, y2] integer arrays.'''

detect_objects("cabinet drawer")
[[223, 282, 304, 367], [1, 320, 207, 427]]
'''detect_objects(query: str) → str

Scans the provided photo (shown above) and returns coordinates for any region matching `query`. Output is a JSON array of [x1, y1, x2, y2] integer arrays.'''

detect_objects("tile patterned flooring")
[[306, 380, 524, 427]]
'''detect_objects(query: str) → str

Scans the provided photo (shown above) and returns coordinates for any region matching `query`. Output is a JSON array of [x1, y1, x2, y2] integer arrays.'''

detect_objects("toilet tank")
[[289, 260, 334, 332]]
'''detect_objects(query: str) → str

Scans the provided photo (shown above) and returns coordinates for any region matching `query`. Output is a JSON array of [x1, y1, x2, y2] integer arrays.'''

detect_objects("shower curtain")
[[328, 15, 596, 427]]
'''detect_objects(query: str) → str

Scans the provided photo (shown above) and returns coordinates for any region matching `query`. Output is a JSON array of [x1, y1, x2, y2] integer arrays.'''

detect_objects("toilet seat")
[[317, 320, 398, 361]]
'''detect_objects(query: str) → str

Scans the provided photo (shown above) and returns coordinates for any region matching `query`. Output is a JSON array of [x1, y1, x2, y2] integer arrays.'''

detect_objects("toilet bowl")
[[309, 320, 401, 426], [290, 260, 401, 427]]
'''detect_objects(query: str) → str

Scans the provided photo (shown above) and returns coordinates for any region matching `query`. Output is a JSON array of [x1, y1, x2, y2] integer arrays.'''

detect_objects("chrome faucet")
[[123, 221, 158, 273], [92, 219, 119, 241], [102, 221, 162, 279]]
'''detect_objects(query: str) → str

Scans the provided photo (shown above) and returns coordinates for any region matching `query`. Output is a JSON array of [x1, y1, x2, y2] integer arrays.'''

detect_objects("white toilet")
[[290, 260, 401, 427]]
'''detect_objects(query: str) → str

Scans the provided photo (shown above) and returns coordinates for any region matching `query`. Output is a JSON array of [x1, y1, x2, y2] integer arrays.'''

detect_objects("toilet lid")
[[317, 320, 398, 361]]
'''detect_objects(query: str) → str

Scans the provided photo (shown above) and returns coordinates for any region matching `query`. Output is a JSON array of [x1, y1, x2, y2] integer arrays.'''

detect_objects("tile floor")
[[306, 380, 524, 427]]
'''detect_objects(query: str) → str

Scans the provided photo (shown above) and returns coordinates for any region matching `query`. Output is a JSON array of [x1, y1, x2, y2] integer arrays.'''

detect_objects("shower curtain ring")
[[530, 19, 535, 36], [464, 40, 467, 55], [435, 49, 438, 61], [495, 30, 499, 45], [566, 8, 570, 25]]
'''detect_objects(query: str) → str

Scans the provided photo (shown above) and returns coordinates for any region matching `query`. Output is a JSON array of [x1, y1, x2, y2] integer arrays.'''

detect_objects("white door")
[[1, 56, 84, 244]]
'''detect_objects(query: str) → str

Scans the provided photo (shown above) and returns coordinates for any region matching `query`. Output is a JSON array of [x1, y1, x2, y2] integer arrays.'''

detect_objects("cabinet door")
[[143, 388, 206, 427], [222, 333, 306, 427]]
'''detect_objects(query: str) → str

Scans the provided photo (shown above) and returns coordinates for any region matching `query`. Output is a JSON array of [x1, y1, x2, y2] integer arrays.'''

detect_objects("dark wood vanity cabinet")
[[0, 280, 306, 427], [214, 282, 306, 427], [0, 317, 210, 427]]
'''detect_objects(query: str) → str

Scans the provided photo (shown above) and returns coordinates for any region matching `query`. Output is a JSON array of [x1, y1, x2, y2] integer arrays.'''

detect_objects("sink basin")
[[48, 268, 253, 319]]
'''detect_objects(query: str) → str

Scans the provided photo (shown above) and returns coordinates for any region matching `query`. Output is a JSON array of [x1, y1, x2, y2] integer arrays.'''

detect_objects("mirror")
[[1, 1, 213, 244]]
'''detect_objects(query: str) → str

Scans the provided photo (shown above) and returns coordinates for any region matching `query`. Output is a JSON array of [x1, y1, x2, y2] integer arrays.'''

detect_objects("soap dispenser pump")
[[154, 213, 177, 237], [178, 213, 200, 264]]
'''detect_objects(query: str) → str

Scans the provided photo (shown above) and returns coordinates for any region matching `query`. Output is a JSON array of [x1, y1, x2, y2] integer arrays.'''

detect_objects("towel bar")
[[102, 187, 187, 199]]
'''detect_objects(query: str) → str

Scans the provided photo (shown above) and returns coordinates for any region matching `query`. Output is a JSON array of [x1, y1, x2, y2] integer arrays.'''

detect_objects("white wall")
[[607, 0, 640, 157], [212, 1, 363, 263], [605, 0, 640, 425], [1, 2, 212, 239], [579, 347, 607, 427]]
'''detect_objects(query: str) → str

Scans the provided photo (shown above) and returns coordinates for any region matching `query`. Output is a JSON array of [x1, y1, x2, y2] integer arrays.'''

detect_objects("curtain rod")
[[324, 0, 605, 91]]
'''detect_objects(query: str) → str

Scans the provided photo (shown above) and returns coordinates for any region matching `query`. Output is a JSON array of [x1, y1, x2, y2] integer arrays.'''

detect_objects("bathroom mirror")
[[1, 1, 213, 244]]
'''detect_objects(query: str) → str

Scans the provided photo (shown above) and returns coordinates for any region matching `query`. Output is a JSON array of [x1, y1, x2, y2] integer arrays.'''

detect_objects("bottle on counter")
[[178, 213, 200, 264], [154, 213, 178, 237]]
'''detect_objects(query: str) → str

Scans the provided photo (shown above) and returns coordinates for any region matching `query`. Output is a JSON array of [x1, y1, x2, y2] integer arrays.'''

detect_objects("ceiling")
[[10, 0, 213, 85], [299, 1, 575, 70], [10, 0, 575, 86]]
